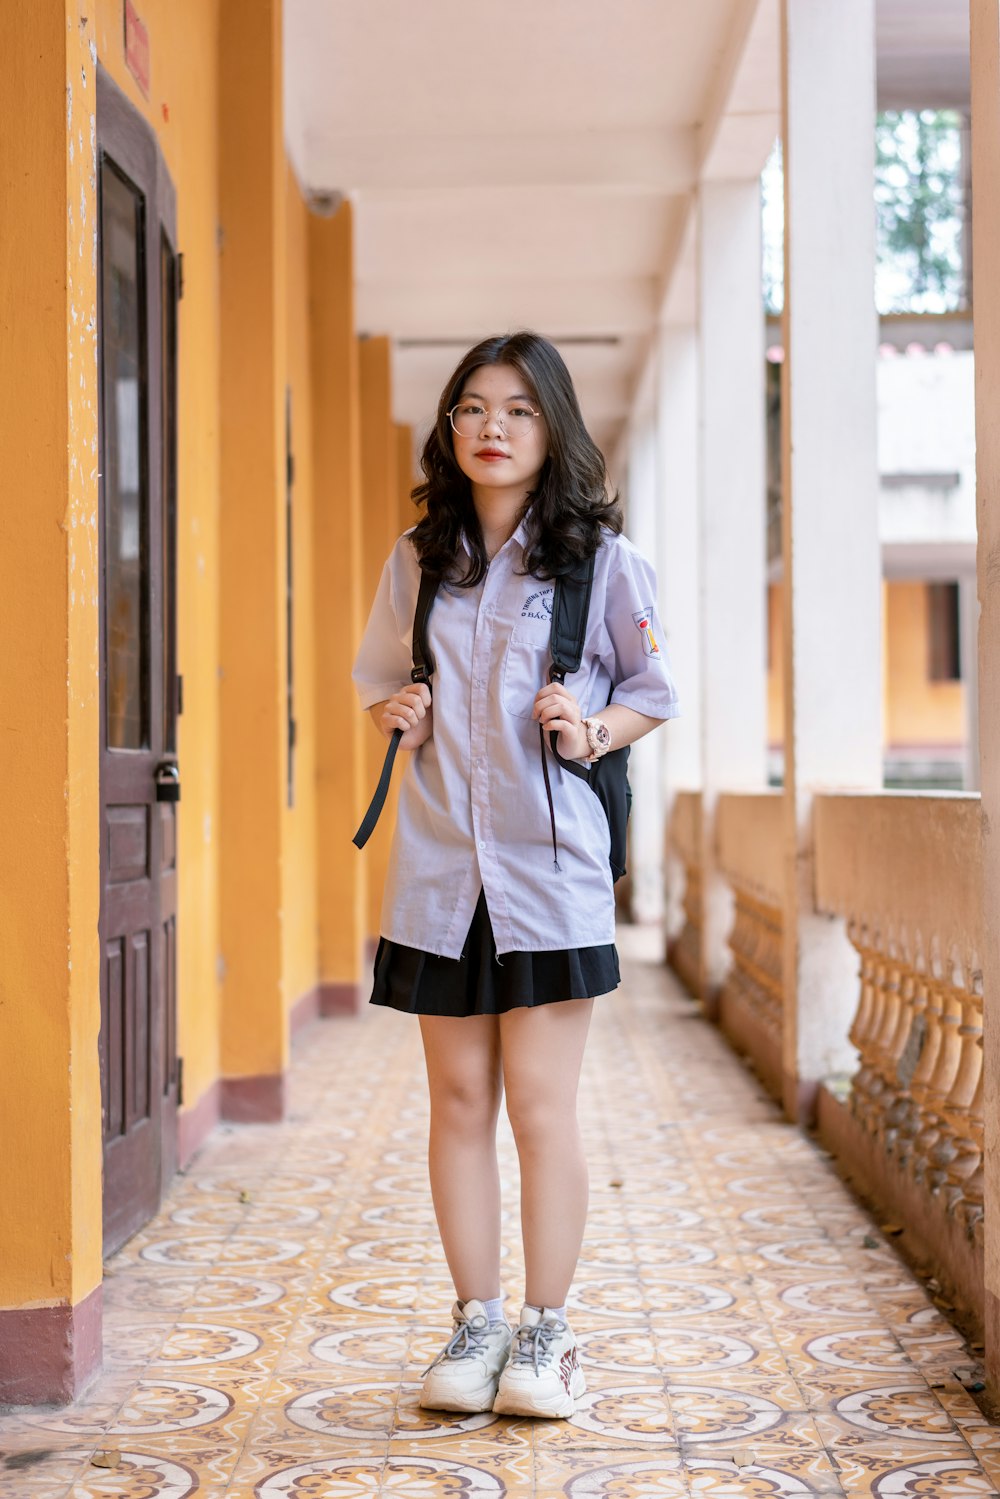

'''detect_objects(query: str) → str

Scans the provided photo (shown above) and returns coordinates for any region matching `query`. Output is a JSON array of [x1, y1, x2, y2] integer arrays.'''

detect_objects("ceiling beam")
[[356, 276, 661, 341], [301, 128, 698, 196]]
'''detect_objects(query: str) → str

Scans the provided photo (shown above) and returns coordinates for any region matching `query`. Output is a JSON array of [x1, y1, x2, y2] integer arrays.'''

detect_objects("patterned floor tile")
[[3, 930, 998, 1496]]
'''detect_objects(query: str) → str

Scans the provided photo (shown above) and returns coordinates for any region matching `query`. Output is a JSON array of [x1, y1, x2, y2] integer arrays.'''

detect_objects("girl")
[[352, 332, 679, 1419]]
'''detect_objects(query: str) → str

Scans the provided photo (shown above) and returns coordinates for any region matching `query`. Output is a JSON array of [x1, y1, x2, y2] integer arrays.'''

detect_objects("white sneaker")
[[492, 1304, 586, 1418], [419, 1299, 513, 1413]]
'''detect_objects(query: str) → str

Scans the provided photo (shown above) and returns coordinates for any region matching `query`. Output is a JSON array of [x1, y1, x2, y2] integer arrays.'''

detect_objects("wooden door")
[[97, 67, 181, 1255]]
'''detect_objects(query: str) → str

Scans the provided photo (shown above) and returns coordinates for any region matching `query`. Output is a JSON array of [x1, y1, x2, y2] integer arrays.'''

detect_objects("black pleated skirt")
[[370, 889, 620, 1017]]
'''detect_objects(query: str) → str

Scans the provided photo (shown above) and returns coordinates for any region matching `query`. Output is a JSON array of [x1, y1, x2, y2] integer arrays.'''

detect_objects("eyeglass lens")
[[450, 403, 538, 438]]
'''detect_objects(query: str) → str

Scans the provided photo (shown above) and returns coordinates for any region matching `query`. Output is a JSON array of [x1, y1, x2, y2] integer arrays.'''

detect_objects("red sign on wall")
[[124, 0, 150, 98]]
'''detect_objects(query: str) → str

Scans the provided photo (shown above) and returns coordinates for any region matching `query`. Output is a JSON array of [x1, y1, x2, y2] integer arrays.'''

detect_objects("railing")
[[715, 791, 784, 1096], [814, 793, 984, 1240], [665, 791, 702, 998]]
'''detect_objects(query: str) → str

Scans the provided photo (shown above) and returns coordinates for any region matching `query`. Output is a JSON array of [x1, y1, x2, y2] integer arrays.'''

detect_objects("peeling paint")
[[67, 82, 72, 130]]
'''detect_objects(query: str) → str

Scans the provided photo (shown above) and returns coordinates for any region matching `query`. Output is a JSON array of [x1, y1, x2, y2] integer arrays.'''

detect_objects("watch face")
[[591, 721, 611, 749]]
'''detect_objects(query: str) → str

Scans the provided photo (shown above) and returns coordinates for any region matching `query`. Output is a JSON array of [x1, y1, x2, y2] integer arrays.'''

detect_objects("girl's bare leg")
[[499, 998, 594, 1310], [418, 1013, 504, 1302]]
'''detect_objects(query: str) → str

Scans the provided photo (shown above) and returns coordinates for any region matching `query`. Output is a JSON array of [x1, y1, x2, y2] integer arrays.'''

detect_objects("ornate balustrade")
[[665, 791, 703, 998], [715, 791, 784, 1097], [814, 793, 984, 1270]]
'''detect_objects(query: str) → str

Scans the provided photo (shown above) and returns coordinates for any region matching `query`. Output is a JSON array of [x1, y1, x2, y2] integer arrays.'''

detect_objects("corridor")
[[1, 933, 996, 1498]]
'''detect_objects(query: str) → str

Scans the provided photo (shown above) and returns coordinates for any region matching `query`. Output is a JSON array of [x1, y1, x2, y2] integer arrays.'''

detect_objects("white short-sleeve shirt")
[[352, 519, 680, 958]]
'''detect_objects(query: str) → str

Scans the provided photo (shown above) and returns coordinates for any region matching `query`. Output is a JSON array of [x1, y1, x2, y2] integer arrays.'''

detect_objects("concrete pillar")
[[970, 0, 1000, 1394], [625, 414, 665, 923], [779, 0, 882, 1121], [309, 202, 367, 1014], [696, 180, 769, 1009], [0, 3, 103, 1401], [656, 324, 703, 946], [218, 0, 289, 1119], [959, 571, 980, 791], [359, 336, 400, 943]]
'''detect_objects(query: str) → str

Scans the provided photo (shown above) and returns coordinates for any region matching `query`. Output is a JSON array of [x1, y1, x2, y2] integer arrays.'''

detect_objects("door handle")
[[155, 762, 181, 803]]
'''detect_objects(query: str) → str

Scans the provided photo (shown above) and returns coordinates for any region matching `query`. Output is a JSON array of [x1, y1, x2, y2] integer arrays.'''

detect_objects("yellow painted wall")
[[283, 168, 320, 1013], [768, 579, 965, 753], [218, 0, 288, 1083], [94, 0, 224, 1110], [885, 581, 965, 746], [0, 1, 103, 1309], [359, 337, 400, 940], [309, 204, 367, 991]]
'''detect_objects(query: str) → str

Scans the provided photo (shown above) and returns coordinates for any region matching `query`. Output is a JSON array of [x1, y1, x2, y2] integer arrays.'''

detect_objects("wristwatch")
[[583, 717, 612, 762]]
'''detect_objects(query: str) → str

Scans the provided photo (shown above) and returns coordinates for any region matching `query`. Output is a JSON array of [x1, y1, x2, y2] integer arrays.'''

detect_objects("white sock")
[[526, 1302, 568, 1324], [481, 1295, 507, 1325]]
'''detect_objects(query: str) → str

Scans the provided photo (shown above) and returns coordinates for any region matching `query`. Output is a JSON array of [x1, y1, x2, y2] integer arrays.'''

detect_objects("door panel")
[[98, 65, 179, 1255]]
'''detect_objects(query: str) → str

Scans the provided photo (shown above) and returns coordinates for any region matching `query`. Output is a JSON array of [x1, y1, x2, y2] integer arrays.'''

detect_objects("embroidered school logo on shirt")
[[632, 607, 661, 658], [521, 587, 554, 621]]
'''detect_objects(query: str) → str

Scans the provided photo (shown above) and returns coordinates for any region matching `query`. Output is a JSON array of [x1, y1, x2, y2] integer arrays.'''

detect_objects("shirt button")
[[478, 840, 487, 851]]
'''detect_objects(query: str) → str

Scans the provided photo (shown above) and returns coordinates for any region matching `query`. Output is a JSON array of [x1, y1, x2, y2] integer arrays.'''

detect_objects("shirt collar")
[[459, 512, 531, 558]]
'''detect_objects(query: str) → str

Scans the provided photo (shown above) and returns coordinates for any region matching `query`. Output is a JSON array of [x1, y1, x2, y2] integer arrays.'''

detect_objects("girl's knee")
[[505, 1094, 578, 1148], [430, 1077, 501, 1133]]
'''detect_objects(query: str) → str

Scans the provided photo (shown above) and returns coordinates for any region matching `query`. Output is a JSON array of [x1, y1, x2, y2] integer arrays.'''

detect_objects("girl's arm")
[[368, 682, 433, 751]]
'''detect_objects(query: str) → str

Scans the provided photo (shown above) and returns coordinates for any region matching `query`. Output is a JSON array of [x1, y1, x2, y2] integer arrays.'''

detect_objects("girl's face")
[[449, 363, 549, 495]]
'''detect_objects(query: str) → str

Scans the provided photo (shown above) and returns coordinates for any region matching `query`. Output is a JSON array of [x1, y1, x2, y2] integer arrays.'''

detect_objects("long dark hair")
[[410, 331, 622, 585]]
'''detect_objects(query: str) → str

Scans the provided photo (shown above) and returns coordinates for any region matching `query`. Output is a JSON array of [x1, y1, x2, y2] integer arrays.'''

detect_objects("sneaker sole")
[[493, 1367, 586, 1419], [419, 1380, 499, 1414]]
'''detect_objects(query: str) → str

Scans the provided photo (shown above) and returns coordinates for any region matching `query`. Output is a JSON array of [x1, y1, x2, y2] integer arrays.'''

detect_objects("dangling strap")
[[537, 555, 596, 869], [353, 568, 439, 850]]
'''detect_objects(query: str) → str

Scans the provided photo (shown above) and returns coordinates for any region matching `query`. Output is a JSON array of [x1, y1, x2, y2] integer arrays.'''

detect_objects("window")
[[928, 582, 961, 681]]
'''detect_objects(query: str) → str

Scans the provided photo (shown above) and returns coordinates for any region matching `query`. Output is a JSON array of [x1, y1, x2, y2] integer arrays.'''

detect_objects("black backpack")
[[353, 556, 632, 881]]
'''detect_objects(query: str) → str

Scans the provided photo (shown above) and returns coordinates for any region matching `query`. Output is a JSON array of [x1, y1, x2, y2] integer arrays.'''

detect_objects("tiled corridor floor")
[[2, 930, 999, 1497]]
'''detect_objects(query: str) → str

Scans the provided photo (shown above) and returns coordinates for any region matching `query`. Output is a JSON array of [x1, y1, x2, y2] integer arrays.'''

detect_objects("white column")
[[969, 0, 1000, 1393], [697, 179, 769, 1006], [625, 413, 665, 923], [959, 571, 980, 791], [656, 323, 702, 943], [780, 0, 882, 1120]]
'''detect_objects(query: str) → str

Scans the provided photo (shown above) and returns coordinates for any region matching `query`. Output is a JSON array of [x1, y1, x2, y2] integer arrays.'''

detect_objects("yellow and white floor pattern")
[[2, 929, 999, 1497]]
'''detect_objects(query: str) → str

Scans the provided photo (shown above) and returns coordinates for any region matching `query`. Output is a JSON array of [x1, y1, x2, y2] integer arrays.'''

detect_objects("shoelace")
[[422, 1313, 494, 1376], [509, 1318, 566, 1375]]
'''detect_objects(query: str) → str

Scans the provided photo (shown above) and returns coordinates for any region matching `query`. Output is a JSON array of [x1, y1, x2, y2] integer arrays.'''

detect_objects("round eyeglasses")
[[448, 401, 542, 439]]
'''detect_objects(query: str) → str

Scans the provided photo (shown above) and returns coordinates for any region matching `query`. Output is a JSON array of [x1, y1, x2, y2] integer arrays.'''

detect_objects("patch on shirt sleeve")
[[632, 607, 661, 658]]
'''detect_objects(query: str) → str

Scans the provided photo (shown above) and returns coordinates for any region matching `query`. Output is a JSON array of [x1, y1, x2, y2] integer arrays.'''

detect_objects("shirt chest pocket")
[[501, 626, 550, 719]]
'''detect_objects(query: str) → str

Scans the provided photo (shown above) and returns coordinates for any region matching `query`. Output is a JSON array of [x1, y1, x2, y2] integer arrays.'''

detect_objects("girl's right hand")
[[377, 683, 433, 750]]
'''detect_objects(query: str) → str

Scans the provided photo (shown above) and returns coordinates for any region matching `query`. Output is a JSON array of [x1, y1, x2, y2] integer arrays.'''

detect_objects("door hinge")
[[177, 252, 185, 300], [176, 1056, 184, 1107], [176, 673, 184, 717]]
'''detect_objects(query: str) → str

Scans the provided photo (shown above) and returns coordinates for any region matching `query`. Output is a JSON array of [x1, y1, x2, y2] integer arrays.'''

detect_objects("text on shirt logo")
[[521, 587, 554, 621], [632, 607, 661, 658]]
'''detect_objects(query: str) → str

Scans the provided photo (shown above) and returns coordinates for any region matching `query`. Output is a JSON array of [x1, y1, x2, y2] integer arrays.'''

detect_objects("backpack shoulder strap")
[[352, 566, 439, 851], [411, 567, 439, 685], [548, 554, 595, 681], [547, 553, 596, 781]]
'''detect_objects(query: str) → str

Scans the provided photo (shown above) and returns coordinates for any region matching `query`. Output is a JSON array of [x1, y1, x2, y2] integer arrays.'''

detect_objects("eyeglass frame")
[[446, 400, 543, 438]]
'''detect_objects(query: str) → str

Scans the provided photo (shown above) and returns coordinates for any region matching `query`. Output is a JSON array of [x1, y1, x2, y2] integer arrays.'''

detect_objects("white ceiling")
[[284, 0, 970, 468]]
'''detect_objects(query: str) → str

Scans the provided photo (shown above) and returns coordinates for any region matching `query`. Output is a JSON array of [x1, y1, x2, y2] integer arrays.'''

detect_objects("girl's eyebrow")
[[460, 391, 535, 403]]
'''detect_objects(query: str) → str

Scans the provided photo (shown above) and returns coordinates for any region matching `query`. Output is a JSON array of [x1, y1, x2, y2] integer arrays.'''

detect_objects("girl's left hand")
[[532, 681, 589, 761]]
